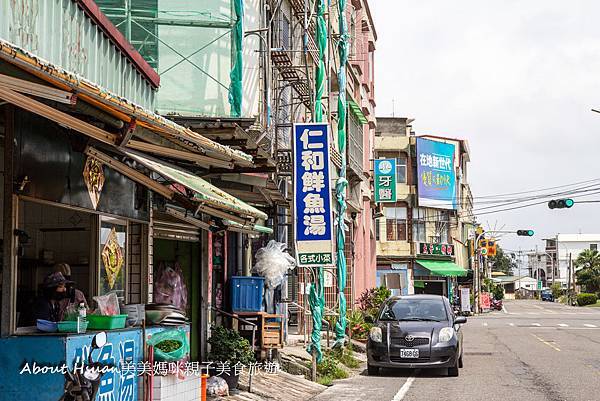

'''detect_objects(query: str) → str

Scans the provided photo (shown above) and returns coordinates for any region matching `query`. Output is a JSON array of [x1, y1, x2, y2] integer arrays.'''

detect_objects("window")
[[412, 208, 426, 242], [377, 152, 407, 183], [385, 207, 407, 241], [396, 154, 407, 183], [431, 210, 451, 243], [375, 219, 381, 241], [591, 244, 598, 251]]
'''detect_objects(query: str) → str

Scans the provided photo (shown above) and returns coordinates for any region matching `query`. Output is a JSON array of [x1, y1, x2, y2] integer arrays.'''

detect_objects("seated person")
[[23, 272, 72, 325], [53, 263, 88, 320]]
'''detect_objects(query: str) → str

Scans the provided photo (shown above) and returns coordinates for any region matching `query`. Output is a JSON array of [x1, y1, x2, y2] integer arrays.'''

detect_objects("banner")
[[293, 123, 334, 266], [416, 137, 457, 210], [374, 158, 397, 202], [460, 287, 471, 312]]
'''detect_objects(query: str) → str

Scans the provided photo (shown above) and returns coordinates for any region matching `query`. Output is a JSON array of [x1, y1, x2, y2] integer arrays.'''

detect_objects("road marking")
[[502, 305, 509, 314], [558, 324, 568, 327], [509, 323, 515, 327], [531, 323, 541, 327], [531, 333, 561, 352], [483, 322, 488, 327], [532, 305, 545, 310], [584, 324, 597, 328], [391, 373, 417, 401]]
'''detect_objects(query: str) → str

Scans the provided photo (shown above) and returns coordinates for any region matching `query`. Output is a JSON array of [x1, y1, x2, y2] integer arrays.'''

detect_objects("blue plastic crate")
[[230, 276, 265, 312]]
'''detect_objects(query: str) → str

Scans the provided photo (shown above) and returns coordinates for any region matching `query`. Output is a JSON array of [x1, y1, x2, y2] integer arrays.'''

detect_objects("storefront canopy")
[[416, 260, 468, 277], [123, 150, 268, 222], [0, 39, 253, 166]]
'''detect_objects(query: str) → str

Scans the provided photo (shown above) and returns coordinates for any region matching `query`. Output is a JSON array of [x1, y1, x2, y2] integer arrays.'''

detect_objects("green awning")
[[225, 220, 273, 235], [416, 260, 468, 277], [124, 150, 268, 221], [348, 100, 368, 124]]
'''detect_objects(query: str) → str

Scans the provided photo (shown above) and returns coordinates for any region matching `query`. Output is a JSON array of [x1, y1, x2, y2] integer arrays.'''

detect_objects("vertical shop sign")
[[293, 123, 334, 266], [416, 137, 457, 209], [374, 158, 397, 202]]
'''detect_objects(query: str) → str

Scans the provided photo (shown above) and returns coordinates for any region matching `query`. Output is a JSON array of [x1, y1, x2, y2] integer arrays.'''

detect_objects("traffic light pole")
[[474, 231, 486, 314]]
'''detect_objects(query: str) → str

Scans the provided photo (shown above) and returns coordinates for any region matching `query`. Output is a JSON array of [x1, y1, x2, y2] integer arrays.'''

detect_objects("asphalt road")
[[312, 300, 600, 401]]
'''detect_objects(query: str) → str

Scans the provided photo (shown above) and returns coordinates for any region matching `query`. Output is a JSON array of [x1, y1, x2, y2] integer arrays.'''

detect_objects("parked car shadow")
[[360, 367, 450, 378]]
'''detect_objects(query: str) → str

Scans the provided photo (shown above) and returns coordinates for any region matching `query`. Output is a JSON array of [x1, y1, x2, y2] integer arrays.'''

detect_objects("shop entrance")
[[16, 200, 95, 328], [153, 238, 201, 360], [415, 280, 445, 296]]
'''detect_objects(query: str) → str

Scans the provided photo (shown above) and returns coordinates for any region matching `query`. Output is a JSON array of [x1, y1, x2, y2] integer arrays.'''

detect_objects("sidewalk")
[[221, 370, 327, 401]]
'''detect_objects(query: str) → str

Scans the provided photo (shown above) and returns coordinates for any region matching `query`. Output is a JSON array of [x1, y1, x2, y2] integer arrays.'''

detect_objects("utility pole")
[[567, 253, 572, 305]]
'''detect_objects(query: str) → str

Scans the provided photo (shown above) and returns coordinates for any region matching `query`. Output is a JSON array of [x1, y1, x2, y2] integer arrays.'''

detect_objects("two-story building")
[[374, 117, 474, 299], [544, 234, 600, 289]]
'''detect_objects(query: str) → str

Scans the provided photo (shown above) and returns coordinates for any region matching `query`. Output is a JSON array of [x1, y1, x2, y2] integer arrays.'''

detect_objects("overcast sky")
[[372, 1, 600, 253]]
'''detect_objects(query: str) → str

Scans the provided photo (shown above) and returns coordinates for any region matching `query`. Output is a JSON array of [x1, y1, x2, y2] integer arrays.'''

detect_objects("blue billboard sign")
[[416, 137, 457, 210], [293, 123, 334, 266]]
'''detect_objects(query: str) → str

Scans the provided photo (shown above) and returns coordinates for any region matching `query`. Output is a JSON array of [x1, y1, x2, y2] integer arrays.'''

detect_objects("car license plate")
[[400, 349, 419, 359]]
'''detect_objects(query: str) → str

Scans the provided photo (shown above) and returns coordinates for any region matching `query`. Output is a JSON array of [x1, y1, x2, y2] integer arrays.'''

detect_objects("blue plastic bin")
[[230, 276, 265, 312]]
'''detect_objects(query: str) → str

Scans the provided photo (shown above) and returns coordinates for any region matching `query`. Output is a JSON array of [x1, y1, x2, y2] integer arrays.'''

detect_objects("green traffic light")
[[565, 199, 574, 208], [527, 230, 534, 236]]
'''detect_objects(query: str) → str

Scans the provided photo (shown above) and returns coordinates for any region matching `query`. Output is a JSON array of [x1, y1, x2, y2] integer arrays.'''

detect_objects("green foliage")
[[316, 353, 348, 385], [489, 246, 517, 275], [577, 293, 598, 306], [492, 285, 505, 300], [483, 278, 504, 300], [346, 309, 371, 341], [575, 250, 600, 294], [330, 346, 360, 369], [357, 286, 392, 319], [550, 283, 563, 299], [208, 326, 255, 366]]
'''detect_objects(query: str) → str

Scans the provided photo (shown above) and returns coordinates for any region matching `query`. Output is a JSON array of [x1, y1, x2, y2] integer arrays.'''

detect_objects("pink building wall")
[[349, 0, 377, 307]]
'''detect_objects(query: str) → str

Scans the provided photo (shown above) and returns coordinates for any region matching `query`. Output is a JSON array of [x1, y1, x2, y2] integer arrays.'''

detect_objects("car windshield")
[[379, 298, 448, 322]]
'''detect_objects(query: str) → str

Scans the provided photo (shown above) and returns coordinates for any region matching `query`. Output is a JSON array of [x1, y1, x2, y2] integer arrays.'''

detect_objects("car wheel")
[[448, 365, 459, 377], [458, 354, 464, 368], [367, 364, 379, 376]]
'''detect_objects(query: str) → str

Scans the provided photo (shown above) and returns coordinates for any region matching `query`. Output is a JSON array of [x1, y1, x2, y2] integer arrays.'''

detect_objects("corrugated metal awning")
[[0, 39, 253, 166], [123, 150, 268, 222]]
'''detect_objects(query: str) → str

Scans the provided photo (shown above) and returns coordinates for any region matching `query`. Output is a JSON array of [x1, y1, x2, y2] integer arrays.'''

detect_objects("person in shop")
[[21, 271, 73, 325], [53, 263, 89, 320]]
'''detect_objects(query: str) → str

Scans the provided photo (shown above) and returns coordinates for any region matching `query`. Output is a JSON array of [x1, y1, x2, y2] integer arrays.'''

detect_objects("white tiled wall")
[[152, 374, 202, 401]]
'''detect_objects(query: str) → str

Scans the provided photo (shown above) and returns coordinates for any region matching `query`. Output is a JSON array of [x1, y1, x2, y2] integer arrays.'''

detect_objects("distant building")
[[373, 118, 475, 298], [544, 234, 600, 288]]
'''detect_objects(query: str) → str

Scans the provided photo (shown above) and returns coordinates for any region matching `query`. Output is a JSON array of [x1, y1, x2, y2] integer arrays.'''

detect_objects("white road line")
[[391, 374, 417, 401], [532, 305, 545, 310], [509, 323, 515, 327], [483, 322, 488, 327], [584, 324, 597, 328], [502, 304, 509, 314], [558, 324, 568, 327], [532, 323, 541, 327]]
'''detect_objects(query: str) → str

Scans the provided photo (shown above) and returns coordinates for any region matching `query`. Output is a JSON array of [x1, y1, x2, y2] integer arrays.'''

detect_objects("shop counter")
[[0, 324, 189, 401]]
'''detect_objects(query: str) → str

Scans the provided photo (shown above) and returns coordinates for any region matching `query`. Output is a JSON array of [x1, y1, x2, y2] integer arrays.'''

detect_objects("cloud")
[[372, 1, 600, 250]]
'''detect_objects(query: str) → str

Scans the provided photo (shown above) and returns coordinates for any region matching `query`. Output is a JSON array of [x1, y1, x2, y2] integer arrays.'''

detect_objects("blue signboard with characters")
[[416, 137, 457, 210], [293, 123, 334, 266]]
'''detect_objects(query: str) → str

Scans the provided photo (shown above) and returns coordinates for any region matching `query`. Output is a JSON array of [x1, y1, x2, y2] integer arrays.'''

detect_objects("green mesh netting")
[[306, 0, 328, 363], [306, 268, 325, 362], [313, 0, 327, 122], [229, 0, 244, 117], [333, 0, 349, 348]]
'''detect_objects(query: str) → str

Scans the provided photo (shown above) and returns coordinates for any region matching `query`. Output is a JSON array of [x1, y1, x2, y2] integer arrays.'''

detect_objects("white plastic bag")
[[92, 292, 120, 315], [253, 240, 296, 289], [206, 376, 229, 397]]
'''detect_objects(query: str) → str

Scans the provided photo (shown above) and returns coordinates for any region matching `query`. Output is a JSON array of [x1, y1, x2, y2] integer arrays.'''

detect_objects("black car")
[[367, 294, 467, 377], [541, 290, 554, 302]]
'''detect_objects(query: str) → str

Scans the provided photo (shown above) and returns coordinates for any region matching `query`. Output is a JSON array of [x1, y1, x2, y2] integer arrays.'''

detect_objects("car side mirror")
[[454, 316, 467, 325], [364, 315, 374, 324]]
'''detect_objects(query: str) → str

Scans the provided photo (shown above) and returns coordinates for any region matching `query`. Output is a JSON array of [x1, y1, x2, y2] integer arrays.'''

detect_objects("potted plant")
[[208, 326, 255, 391]]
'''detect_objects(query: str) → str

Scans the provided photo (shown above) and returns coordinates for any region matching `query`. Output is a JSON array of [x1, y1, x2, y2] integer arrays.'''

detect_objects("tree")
[[489, 246, 517, 275], [575, 249, 600, 293]]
